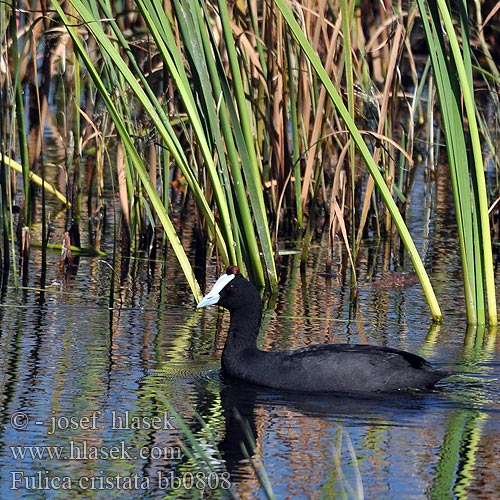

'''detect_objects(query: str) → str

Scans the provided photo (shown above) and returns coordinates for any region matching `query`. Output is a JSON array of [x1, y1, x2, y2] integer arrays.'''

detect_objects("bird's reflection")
[[218, 375, 445, 476]]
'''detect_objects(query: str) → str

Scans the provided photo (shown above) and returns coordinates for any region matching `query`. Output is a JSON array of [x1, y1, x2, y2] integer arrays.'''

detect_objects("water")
[[0, 240, 499, 500], [1, 159, 500, 498]]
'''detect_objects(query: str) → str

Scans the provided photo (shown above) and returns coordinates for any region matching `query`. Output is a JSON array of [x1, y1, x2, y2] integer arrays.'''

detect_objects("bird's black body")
[[197, 266, 447, 393]]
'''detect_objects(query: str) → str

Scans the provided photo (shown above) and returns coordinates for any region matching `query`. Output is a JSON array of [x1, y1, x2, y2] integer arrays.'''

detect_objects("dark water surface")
[[0, 246, 499, 500]]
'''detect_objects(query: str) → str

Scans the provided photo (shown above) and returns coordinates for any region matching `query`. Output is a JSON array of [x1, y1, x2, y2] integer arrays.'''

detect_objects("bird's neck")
[[226, 304, 262, 350], [221, 304, 263, 377]]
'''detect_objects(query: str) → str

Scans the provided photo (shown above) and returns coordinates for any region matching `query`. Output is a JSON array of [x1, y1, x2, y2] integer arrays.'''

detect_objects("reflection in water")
[[0, 241, 500, 498], [218, 377, 451, 498]]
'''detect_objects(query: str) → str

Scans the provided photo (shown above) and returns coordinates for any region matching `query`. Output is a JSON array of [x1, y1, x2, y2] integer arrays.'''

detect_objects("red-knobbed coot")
[[197, 266, 447, 393]]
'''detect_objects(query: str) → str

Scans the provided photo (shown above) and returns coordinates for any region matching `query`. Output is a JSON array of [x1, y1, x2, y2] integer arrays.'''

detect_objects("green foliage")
[[3, 0, 499, 324], [416, 0, 497, 325], [52, 0, 281, 292], [275, 0, 442, 321], [49, 0, 442, 316]]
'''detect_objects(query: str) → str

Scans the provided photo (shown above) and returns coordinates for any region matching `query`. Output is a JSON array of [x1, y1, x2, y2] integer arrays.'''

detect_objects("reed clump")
[[1, 0, 499, 323]]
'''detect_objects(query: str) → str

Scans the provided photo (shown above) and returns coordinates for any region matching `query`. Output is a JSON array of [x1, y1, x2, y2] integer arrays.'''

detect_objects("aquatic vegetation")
[[1, 1, 499, 324], [416, 0, 497, 325]]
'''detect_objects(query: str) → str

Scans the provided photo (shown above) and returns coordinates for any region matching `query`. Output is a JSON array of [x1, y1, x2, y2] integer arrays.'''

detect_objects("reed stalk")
[[51, 0, 205, 299], [0, 154, 69, 205], [52, 0, 281, 290], [416, 0, 497, 326], [275, 0, 442, 321], [9, 5, 31, 228], [340, 0, 357, 260], [216, 0, 277, 288]]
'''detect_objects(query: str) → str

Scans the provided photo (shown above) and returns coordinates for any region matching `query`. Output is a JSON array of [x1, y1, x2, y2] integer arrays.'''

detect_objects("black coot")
[[197, 266, 447, 393]]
